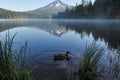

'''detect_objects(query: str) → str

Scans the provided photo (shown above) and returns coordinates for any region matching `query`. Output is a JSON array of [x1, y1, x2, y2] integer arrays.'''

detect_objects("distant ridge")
[[0, 8, 43, 19]]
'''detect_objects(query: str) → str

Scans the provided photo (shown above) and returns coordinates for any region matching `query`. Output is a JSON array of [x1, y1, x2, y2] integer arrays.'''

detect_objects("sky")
[[0, 0, 95, 11]]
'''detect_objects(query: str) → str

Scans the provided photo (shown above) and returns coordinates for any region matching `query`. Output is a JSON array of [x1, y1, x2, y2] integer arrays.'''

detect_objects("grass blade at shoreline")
[[0, 34, 33, 80], [76, 42, 105, 80]]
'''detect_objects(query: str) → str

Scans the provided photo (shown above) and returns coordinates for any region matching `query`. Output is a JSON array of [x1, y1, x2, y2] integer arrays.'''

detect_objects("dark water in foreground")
[[0, 19, 120, 80]]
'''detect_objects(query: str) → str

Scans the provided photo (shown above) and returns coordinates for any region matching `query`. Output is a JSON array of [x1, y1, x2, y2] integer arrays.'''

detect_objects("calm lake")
[[0, 19, 120, 80]]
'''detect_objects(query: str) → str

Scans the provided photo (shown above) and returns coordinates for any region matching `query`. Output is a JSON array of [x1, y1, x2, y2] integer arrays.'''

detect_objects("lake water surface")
[[0, 19, 120, 80]]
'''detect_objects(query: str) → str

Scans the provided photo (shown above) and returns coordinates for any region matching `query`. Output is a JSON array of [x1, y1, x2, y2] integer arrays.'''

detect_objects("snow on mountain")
[[29, 0, 69, 14], [44, 0, 68, 9]]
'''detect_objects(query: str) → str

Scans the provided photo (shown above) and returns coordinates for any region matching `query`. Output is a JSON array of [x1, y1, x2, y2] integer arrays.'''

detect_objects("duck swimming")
[[54, 51, 71, 61]]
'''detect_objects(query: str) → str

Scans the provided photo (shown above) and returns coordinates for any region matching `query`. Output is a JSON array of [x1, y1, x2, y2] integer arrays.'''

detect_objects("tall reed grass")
[[108, 49, 120, 80], [0, 34, 32, 80], [76, 42, 105, 80]]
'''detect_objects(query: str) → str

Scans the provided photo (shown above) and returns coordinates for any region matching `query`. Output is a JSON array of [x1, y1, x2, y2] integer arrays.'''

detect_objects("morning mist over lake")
[[0, 0, 120, 80]]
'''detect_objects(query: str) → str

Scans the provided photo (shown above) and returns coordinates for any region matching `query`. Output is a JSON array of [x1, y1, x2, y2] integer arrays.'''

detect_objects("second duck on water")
[[54, 51, 71, 61]]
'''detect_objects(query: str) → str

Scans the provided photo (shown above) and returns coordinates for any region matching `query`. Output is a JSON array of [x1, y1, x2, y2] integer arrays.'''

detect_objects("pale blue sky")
[[0, 0, 95, 11]]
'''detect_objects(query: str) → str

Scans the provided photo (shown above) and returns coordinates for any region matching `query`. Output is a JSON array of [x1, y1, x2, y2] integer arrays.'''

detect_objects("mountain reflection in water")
[[0, 19, 120, 49]]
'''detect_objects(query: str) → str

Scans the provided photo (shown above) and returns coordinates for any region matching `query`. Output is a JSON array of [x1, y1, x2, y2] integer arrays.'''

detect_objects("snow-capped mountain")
[[29, 0, 69, 14], [43, 0, 68, 9]]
